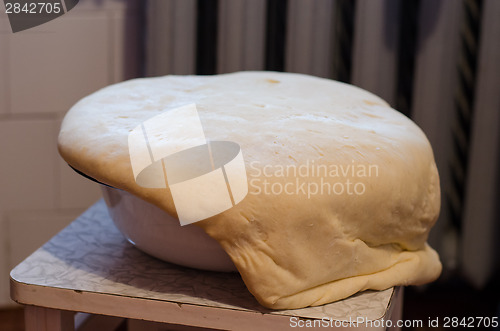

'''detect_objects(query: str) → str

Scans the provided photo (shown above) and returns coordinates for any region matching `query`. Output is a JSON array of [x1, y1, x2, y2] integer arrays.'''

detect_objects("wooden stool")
[[10, 200, 403, 330]]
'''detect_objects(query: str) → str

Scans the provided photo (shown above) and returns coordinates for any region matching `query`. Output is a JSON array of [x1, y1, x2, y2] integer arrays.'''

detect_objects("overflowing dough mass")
[[58, 72, 441, 309]]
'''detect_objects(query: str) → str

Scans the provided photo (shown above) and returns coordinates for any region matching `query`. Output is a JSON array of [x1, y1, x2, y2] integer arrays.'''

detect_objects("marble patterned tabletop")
[[11, 199, 396, 324]]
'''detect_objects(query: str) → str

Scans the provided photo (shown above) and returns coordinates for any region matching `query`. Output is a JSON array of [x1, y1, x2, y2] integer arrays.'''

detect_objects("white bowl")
[[101, 185, 237, 272]]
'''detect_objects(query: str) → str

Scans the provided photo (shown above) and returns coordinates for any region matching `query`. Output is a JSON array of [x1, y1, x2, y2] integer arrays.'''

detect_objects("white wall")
[[0, 0, 140, 307]]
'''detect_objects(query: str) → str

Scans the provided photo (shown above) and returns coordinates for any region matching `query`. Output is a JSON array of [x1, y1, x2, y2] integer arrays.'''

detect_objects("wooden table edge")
[[11, 275, 397, 330]]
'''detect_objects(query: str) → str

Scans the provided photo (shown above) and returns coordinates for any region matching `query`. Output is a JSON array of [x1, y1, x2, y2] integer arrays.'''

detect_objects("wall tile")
[[0, 215, 10, 307], [9, 13, 109, 114], [0, 119, 57, 210], [0, 6, 9, 24], [1, 14, 13, 309], [0, 18, 9, 115], [0, 38, 7, 115], [7, 209, 85, 269]]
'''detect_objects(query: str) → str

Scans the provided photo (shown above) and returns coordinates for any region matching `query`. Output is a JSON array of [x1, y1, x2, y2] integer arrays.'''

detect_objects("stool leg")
[[25, 306, 75, 331]]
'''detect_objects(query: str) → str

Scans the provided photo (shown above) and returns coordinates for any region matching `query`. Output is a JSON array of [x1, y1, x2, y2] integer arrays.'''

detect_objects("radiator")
[[145, 0, 500, 288]]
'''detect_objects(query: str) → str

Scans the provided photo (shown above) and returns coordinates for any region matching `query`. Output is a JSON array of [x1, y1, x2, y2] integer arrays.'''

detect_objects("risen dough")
[[58, 71, 441, 309]]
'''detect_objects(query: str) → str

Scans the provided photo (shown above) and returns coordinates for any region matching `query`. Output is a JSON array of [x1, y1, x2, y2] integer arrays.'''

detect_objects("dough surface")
[[58, 71, 441, 309]]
